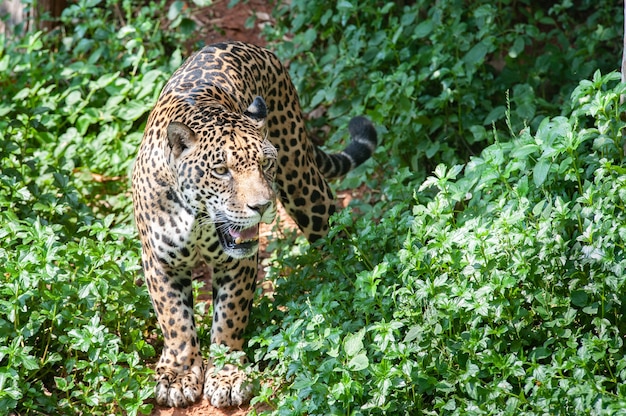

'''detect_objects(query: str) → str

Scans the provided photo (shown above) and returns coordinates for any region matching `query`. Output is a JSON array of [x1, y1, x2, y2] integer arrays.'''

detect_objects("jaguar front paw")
[[154, 364, 204, 408], [203, 363, 253, 408]]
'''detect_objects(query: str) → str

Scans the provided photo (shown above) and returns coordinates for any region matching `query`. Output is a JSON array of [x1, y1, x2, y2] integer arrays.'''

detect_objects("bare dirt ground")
[[183, 0, 273, 48], [150, 401, 267, 416]]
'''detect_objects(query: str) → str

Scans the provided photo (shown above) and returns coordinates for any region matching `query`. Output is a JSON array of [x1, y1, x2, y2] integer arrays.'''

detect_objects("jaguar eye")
[[213, 165, 229, 176], [260, 158, 272, 170]]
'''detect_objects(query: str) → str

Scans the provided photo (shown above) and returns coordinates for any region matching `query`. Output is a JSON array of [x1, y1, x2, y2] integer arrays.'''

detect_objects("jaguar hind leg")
[[272, 116, 377, 242]]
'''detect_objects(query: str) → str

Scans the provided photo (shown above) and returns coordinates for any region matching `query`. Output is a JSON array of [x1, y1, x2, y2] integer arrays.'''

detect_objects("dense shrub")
[[0, 0, 191, 413], [264, 0, 622, 174], [249, 6, 626, 412], [2, 0, 626, 414], [250, 71, 626, 415]]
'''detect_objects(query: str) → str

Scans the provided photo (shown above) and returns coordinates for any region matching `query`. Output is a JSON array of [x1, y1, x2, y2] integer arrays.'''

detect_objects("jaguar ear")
[[167, 122, 196, 158], [244, 96, 267, 128]]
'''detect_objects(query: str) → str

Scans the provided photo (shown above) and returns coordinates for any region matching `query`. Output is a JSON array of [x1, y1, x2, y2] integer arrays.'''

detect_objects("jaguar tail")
[[314, 116, 378, 179]]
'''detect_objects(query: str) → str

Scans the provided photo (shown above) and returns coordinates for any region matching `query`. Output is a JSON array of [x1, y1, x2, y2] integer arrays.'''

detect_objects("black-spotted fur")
[[132, 41, 377, 408]]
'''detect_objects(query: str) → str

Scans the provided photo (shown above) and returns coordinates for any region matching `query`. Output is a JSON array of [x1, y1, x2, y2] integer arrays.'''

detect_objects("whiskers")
[[196, 212, 217, 229], [215, 221, 234, 234], [196, 210, 267, 231], [197, 211, 237, 231]]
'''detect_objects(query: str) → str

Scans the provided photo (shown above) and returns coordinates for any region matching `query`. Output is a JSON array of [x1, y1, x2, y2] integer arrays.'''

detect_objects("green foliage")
[[3, 0, 626, 414], [250, 72, 626, 414], [3, 0, 186, 221], [0, 0, 190, 413], [0, 213, 154, 414], [265, 0, 621, 173], [252, 6, 626, 412]]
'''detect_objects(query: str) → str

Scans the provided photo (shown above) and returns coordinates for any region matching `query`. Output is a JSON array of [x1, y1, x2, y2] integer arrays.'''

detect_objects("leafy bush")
[[265, 0, 622, 173], [0, 0, 192, 413], [249, 4, 626, 413], [249, 71, 626, 414], [3, 0, 626, 414]]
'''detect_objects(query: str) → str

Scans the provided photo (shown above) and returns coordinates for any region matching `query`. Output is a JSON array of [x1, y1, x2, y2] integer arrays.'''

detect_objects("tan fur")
[[132, 41, 376, 408]]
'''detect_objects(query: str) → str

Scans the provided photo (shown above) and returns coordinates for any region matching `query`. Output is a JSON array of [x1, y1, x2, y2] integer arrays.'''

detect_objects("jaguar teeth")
[[234, 236, 258, 245]]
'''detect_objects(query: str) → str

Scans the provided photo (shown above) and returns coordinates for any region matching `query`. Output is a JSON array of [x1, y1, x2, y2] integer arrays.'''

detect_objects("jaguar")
[[131, 41, 377, 408]]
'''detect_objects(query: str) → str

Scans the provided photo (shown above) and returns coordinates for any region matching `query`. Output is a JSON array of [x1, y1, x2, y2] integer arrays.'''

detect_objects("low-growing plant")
[[264, 0, 622, 174], [0, 210, 155, 414], [250, 71, 626, 414], [0, 0, 193, 414]]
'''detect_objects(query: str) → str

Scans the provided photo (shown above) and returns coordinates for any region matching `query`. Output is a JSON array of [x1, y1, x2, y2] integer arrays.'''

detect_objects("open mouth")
[[216, 223, 260, 256]]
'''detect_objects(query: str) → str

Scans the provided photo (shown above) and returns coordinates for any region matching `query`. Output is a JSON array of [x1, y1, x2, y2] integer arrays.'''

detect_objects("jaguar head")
[[167, 96, 277, 258]]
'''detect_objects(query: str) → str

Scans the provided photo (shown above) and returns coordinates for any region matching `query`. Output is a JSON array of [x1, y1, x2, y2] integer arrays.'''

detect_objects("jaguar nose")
[[248, 201, 271, 216]]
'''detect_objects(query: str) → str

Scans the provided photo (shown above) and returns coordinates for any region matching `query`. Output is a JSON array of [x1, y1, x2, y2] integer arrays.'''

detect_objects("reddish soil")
[[150, 402, 269, 416], [183, 0, 272, 47]]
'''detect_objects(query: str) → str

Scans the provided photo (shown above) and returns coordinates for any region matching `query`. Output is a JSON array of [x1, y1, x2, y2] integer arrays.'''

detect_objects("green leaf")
[[90, 72, 120, 90], [571, 290, 588, 307], [484, 106, 505, 125], [309, 89, 326, 108], [511, 143, 539, 159], [348, 352, 369, 371], [533, 159, 551, 187], [55, 376, 68, 391], [193, 0, 213, 6], [344, 329, 365, 357], [463, 40, 490, 67], [167, 0, 184, 21], [529, 347, 551, 361], [65, 90, 83, 107], [20, 353, 40, 371], [404, 325, 421, 343], [118, 101, 149, 121], [413, 20, 433, 39], [76, 108, 99, 134], [337, 1, 354, 11], [509, 37, 525, 58]]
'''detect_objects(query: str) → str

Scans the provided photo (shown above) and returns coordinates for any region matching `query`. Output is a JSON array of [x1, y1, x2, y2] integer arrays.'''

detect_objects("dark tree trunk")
[[36, 0, 67, 31], [0, 0, 67, 36]]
